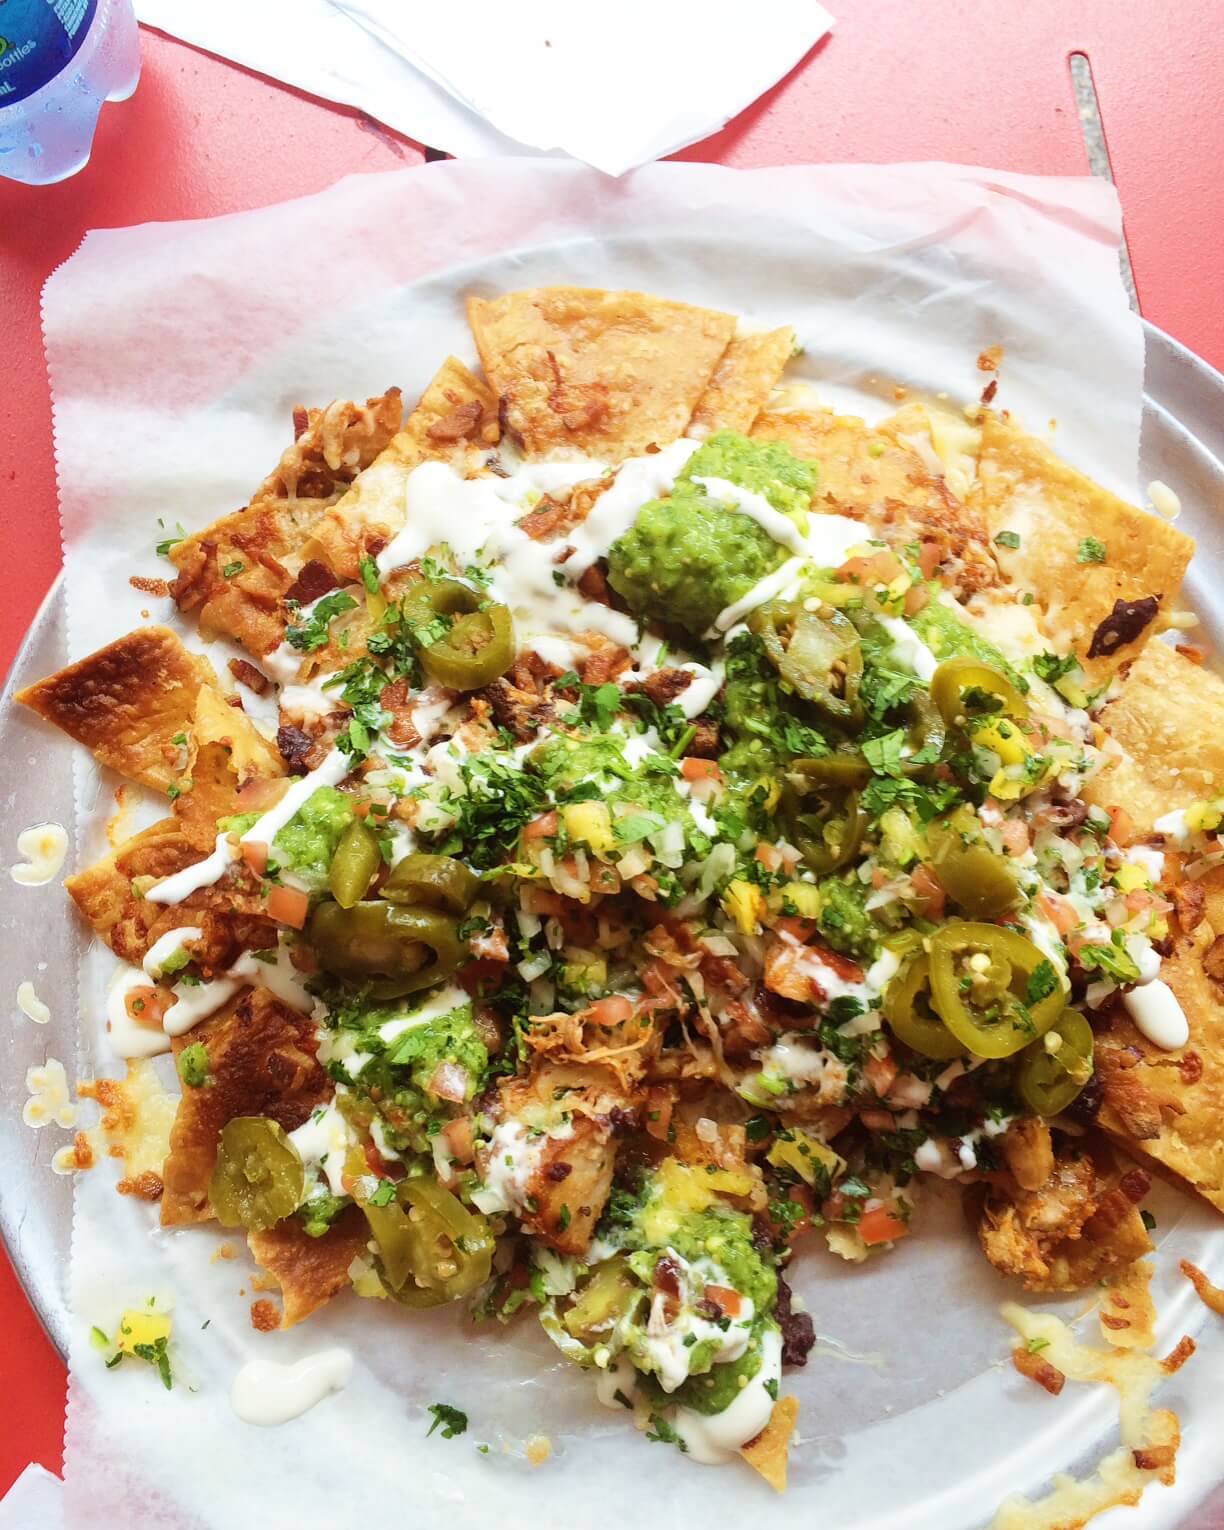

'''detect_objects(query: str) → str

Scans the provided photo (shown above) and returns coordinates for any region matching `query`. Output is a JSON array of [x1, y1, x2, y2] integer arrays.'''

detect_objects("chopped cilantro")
[[1032, 651, 1079, 685], [613, 813, 663, 845], [359, 555, 381, 594], [645, 1412, 688, 1451], [132, 1335, 174, 1390], [427, 1402, 469, 1439], [994, 530, 1021, 550], [222, 561, 244, 579], [285, 591, 359, 653], [862, 729, 906, 778], [155, 522, 186, 557], [368, 1181, 397, 1208], [1025, 1336, 1050, 1355], [1141, 1209, 1157, 1231], [1077, 537, 1107, 565], [1025, 959, 1058, 1006], [1077, 933, 1140, 984]]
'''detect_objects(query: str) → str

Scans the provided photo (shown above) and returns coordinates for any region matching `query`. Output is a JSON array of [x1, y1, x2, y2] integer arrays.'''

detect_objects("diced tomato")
[[765, 1182, 815, 1244], [910, 864, 946, 919], [364, 1142, 391, 1177], [353, 800, 372, 819], [523, 811, 559, 842], [267, 885, 309, 929], [125, 985, 172, 1027], [918, 540, 942, 579], [704, 1285, 744, 1319], [858, 1206, 910, 1245], [241, 839, 268, 875], [442, 1116, 475, 1164], [863, 1052, 900, 1098], [904, 584, 930, 617], [997, 819, 1031, 858], [584, 995, 635, 1027], [755, 841, 783, 872], [520, 887, 568, 917], [859, 1109, 897, 1131], [1109, 805, 1134, 847], [837, 550, 902, 586], [871, 866, 888, 889], [681, 757, 722, 783], [1038, 891, 1078, 936]]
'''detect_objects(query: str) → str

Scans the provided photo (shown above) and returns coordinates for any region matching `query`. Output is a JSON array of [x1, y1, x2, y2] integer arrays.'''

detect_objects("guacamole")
[[815, 874, 880, 961], [912, 598, 1028, 692], [608, 491, 784, 637], [678, 430, 819, 517], [380, 1000, 487, 1100], [642, 1323, 772, 1416], [273, 785, 355, 887]]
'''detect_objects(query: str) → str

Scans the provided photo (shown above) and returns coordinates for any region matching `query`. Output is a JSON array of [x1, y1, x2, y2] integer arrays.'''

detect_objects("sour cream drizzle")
[[230, 1348, 353, 1426], [672, 1325, 783, 1465]]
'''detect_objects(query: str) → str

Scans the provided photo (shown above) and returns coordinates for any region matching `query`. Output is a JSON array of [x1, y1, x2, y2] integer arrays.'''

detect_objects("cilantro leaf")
[[862, 729, 906, 778], [1076, 537, 1107, 565], [359, 555, 381, 594], [1077, 934, 1140, 984], [285, 592, 359, 652], [994, 530, 1021, 550], [1025, 959, 1058, 1006], [427, 1402, 468, 1439], [1032, 651, 1079, 685]]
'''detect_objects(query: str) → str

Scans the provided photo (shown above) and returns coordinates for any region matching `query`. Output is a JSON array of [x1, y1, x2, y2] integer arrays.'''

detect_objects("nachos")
[[21, 286, 1220, 1496]]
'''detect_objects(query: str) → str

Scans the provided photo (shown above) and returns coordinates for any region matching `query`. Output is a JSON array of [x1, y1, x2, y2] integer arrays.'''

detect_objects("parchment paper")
[[39, 159, 1176, 1530]]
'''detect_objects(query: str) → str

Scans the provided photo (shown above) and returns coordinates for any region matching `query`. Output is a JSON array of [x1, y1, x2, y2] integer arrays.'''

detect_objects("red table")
[[3, 4, 1223, 1495]]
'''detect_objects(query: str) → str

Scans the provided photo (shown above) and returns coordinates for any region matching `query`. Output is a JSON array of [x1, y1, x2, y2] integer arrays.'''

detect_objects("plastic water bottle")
[[0, 0, 141, 185]]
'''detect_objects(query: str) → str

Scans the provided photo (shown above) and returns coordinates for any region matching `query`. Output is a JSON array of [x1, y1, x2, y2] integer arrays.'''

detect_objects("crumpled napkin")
[[0, 1466, 64, 1530], [134, 0, 833, 173]]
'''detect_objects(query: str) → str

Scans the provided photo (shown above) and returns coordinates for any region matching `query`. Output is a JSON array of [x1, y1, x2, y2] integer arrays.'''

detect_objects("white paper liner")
[[37, 159, 1182, 1529]]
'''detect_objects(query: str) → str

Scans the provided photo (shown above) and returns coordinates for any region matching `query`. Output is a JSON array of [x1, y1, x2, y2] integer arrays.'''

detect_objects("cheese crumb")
[[16, 980, 50, 1025]]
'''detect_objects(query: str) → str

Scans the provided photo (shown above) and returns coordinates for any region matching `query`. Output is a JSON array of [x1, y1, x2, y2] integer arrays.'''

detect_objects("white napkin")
[[0, 1466, 64, 1530], [134, 0, 833, 173]]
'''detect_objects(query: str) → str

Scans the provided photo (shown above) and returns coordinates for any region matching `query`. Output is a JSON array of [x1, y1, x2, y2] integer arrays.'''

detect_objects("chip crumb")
[[212, 1243, 236, 1262], [250, 1298, 281, 1332]]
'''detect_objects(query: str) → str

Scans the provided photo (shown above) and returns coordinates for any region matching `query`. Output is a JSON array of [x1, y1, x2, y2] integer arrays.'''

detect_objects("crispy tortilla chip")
[[740, 1396, 799, 1492], [162, 987, 329, 1226], [970, 414, 1194, 684], [66, 739, 280, 965], [1100, 1259, 1157, 1350], [305, 359, 498, 582], [688, 326, 794, 437], [751, 406, 995, 588], [468, 287, 735, 462], [1096, 911, 1224, 1214], [247, 1206, 368, 1328], [192, 685, 285, 786], [168, 391, 402, 656], [1083, 640, 1224, 832], [17, 627, 214, 793]]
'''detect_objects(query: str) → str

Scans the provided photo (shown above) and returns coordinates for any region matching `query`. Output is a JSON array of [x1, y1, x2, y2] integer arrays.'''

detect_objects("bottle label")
[[0, 0, 99, 105]]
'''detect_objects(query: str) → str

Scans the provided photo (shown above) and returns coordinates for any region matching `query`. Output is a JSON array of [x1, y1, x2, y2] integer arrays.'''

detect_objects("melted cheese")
[[16, 980, 50, 1025], [992, 1304, 1181, 1530], [10, 821, 69, 886]]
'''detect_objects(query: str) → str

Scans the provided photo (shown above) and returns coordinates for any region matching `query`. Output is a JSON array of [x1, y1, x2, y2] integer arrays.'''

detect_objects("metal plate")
[[2, 318, 1223, 1509]]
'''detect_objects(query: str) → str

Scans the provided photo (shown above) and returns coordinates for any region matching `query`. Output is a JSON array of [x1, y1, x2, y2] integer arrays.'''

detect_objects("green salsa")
[[912, 599, 1028, 692], [273, 786, 355, 887]]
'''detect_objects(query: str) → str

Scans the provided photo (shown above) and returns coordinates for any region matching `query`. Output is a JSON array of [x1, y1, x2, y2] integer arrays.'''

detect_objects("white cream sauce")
[[10, 821, 69, 886], [690, 475, 808, 554], [878, 613, 939, 682], [230, 1348, 353, 1426], [145, 832, 238, 906], [242, 749, 350, 850], [289, 1098, 359, 1197], [1123, 979, 1190, 1050], [673, 1325, 783, 1465]]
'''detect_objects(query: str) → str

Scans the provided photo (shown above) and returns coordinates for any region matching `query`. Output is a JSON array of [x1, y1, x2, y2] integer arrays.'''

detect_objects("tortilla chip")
[[468, 287, 736, 462], [161, 987, 329, 1226], [970, 414, 1194, 685], [1083, 640, 1224, 832], [169, 391, 402, 656], [751, 406, 995, 586], [247, 1206, 369, 1327], [192, 686, 285, 787], [1096, 914, 1224, 1214], [305, 359, 498, 582], [17, 627, 214, 793], [740, 1396, 799, 1492], [689, 326, 795, 437], [1099, 1259, 1157, 1350]]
